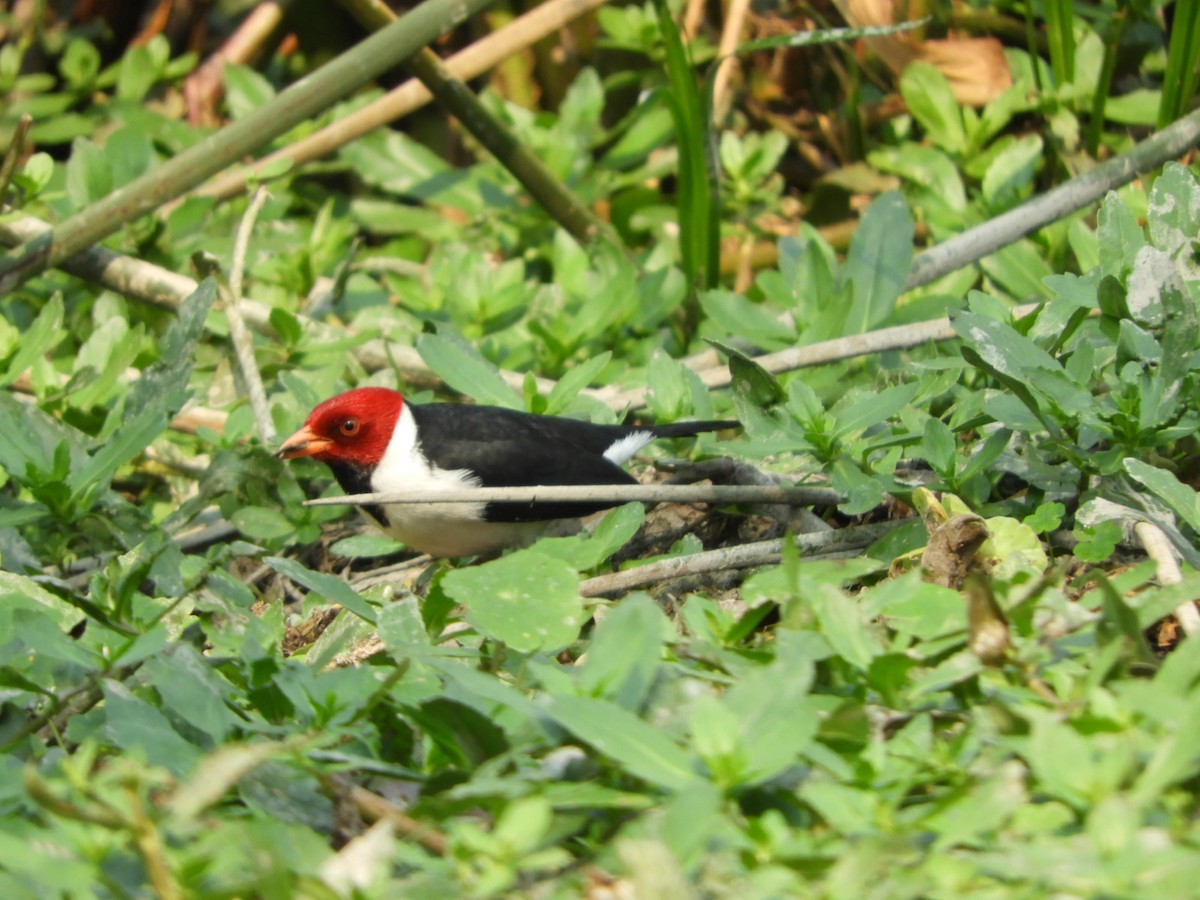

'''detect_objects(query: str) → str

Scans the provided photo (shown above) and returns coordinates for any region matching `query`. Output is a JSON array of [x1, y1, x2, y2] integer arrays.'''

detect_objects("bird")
[[277, 386, 737, 558]]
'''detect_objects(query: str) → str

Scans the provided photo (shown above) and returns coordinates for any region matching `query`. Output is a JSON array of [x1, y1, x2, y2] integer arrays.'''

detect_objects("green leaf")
[[267, 556, 378, 624], [544, 693, 701, 791], [900, 62, 966, 154], [231, 506, 296, 542], [1124, 459, 1200, 532], [0, 293, 65, 388], [842, 191, 914, 333], [116, 36, 168, 101], [1148, 163, 1200, 263], [441, 550, 584, 653], [700, 291, 794, 349], [544, 352, 612, 415], [981, 135, 1043, 208], [64, 138, 113, 209], [222, 63, 276, 119], [921, 418, 956, 476], [416, 332, 522, 409], [578, 593, 669, 709], [329, 534, 405, 558], [811, 585, 880, 670], [101, 681, 203, 778], [1097, 190, 1145, 279], [59, 38, 100, 88]]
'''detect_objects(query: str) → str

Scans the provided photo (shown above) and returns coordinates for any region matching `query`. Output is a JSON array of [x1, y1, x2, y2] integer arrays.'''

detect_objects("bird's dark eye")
[[339, 418, 360, 436]]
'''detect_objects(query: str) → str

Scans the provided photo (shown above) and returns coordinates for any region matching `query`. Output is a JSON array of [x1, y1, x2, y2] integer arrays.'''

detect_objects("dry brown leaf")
[[836, 0, 1012, 106]]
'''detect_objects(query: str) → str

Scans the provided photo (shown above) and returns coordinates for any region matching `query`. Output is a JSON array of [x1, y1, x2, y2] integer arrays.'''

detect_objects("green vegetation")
[[1, 0, 1199, 895]]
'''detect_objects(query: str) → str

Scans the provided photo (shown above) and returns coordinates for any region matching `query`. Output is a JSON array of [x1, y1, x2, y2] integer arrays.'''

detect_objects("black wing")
[[408, 404, 638, 522], [408, 403, 737, 522]]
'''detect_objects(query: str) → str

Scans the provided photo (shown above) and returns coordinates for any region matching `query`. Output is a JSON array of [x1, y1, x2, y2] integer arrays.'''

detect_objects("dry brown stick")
[[580, 518, 908, 597], [346, 783, 448, 856], [712, 0, 752, 119], [305, 483, 845, 508], [185, 0, 293, 125]]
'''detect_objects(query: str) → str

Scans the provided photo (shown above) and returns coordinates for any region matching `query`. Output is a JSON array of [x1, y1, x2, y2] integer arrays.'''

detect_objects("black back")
[[407, 403, 735, 522]]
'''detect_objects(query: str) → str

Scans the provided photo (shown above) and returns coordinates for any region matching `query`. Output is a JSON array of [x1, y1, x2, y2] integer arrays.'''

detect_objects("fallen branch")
[[580, 518, 909, 597], [304, 483, 844, 508]]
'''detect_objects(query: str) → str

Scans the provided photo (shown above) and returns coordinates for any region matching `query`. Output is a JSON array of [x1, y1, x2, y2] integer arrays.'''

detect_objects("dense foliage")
[[2, 0, 1199, 896]]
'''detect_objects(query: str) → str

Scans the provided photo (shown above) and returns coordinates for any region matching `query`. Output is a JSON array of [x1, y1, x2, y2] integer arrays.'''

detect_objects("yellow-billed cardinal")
[[278, 387, 737, 557]]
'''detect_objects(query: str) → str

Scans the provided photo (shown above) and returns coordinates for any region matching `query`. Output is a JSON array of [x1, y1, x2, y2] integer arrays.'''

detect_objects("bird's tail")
[[649, 419, 740, 438]]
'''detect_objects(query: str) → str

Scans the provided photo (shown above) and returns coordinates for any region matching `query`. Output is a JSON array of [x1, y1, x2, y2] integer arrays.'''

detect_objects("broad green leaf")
[[544, 693, 701, 791], [231, 506, 296, 541], [101, 681, 203, 778], [267, 556, 378, 624], [700, 291, 795, 349], [441, 550, 584, 653], [416, 333, 522, 409], [1124, 459, 1200, 532], [982, 134, 1043, 208], [578, 593, 669, 709], [1097, 190, 1145, 279], [842, 191, 914, 333], [0, 294, 65, 388], [329, 534, 405, 558], [545, 352, 612, 415], [64, 137, 113, 209], [921, 418, 957, 475], [1148, 162, 1200, 264], [810, 585, 880, 670], [222, 63, 276, 119], [900, 62, 966, 154]]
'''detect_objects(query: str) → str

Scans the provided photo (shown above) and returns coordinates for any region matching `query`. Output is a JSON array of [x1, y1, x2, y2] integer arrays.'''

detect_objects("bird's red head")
[[277, 387, 404, 468]]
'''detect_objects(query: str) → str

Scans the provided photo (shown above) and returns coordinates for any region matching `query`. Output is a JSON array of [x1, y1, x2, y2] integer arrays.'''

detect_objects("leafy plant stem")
[[1159, 0, 1200, 127], [654, 0, 716, 315], [1087, 8, 1128, 157], [1043, 0, 1075, 87], [0, 0, 497, 292]]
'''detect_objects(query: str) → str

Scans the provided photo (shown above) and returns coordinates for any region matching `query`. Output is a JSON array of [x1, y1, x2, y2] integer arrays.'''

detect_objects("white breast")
[[367, 404, 552, 557]]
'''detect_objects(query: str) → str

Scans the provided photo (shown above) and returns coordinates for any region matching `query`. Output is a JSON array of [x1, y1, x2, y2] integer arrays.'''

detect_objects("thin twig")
[[580, 519, 908, 597], [1134, 520, 1200, 636], [304, 483, 844, 508], [184, 0, 293, 125], [226, 187, 276, 442], [712, 0, 752, 120], [340, 780, 448, 856]]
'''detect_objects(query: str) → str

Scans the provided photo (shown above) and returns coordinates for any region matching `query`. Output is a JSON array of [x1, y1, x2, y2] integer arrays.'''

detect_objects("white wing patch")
[[603, 430, 654, 465]]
